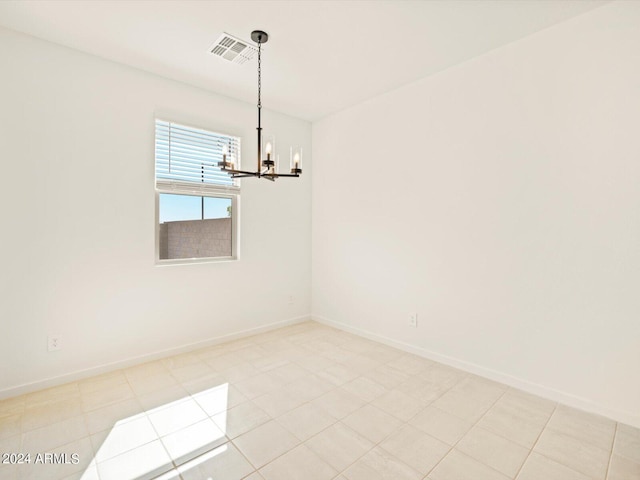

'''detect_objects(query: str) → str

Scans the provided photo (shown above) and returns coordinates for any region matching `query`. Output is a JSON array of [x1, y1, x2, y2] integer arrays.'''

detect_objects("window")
[[155, 119, 240, 262]]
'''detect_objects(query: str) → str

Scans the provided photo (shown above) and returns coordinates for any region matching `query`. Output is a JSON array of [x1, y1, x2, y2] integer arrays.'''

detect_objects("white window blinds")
[[155, 120, 240, 192]]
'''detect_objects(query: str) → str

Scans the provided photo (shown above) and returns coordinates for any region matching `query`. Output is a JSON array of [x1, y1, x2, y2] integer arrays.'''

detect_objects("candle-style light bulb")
[[262, 135, 276, 166], [290, 146, 302, 173]]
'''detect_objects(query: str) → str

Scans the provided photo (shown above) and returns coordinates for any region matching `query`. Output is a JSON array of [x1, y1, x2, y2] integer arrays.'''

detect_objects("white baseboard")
[[313, 314, 640, 429], [0, 315, 310, 400]]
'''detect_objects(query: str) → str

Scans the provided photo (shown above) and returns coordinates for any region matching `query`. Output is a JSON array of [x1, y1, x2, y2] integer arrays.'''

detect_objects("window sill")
[[155, 256, 238, 266]]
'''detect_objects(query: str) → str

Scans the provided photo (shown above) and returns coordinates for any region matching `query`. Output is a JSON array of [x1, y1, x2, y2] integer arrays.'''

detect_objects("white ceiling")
[[0, 0, 608, 121]]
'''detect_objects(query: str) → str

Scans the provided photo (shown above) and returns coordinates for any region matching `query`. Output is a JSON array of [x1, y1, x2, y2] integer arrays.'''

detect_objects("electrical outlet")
[[408, 313, 418, 327], [48, 335, 62, 352], [288, 295, 295, 305]]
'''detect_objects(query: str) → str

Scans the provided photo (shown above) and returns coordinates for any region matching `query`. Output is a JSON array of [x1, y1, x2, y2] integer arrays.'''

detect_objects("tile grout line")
[[79, 373, 135, 480], [326, 354, 468, 479], [18, 384, 106, 479], [257, 338, 393, 475], [314, 356, 474, 479], [228, 349, 441, 478], [604, 422, 618, 480], [225, 337, 337, 477], [511, 402, 558, 480], [165, 337, 287, 480], [419, 386, 510, 480], [519, 409, 615, 480], [228, 353, 365, 477]]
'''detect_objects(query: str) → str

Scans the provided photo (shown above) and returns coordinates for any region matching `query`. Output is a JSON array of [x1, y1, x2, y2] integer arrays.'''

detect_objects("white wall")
[[312, 1, 640, 427], [0, 27, 311, 396]]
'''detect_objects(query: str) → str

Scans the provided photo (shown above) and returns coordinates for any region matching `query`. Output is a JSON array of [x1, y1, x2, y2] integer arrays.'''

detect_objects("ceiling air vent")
[[209, 33, 258, 65]]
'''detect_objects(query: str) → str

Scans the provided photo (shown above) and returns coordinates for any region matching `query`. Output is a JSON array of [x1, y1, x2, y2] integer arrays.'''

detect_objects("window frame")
[[154, 118, 241, 265]]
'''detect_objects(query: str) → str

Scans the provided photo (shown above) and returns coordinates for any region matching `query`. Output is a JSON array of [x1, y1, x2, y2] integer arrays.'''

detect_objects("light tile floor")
[[1, 321, 638, 480]]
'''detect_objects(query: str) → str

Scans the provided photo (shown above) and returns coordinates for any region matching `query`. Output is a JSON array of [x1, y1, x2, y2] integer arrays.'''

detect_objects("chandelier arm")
[[221, 166, 259, 175], [231, 173, 260, 178]]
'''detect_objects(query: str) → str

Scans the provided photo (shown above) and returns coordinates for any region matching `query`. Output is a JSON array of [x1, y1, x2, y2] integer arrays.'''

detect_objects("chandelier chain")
[[257, 40, 262, 109]]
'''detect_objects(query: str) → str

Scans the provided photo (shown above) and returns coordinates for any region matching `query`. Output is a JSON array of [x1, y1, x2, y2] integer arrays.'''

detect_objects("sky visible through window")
[[159, 193, 231, 223]]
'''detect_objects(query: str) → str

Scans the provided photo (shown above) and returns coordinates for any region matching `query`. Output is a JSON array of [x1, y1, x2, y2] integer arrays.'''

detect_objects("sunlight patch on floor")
[[82, 383, 228, 480]]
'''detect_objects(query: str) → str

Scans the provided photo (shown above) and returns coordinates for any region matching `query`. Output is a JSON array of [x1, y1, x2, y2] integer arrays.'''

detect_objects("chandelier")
[[219, 30, 302, 181]]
